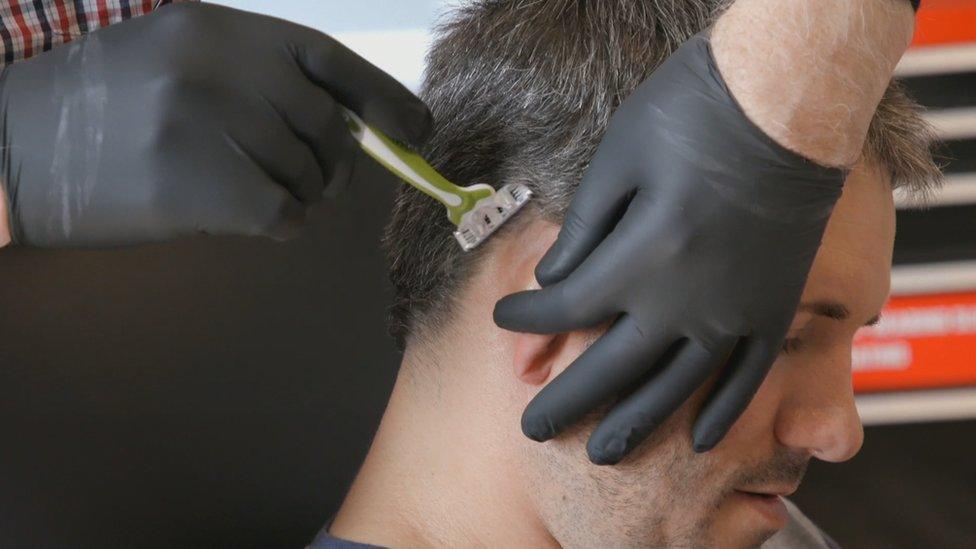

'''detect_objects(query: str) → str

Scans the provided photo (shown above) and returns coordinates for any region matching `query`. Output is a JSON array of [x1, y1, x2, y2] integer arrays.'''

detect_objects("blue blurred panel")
[[207, 0, 441, 33], [207, 0, 444, 91]]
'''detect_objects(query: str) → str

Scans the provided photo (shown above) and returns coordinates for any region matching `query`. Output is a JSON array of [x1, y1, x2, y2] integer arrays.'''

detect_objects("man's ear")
[[512, 332, 569, 386]]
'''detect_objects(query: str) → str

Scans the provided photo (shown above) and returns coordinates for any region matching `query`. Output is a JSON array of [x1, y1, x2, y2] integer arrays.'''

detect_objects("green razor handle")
[[340, 106, 493, 226]]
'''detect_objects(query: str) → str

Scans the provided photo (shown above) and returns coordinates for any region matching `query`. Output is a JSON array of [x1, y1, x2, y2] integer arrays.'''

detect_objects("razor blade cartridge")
[[454, 183, 533, 251]]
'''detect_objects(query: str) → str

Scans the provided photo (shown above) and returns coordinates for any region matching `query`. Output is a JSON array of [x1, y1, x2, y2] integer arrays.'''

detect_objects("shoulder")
[[307, 526, 387, 549]]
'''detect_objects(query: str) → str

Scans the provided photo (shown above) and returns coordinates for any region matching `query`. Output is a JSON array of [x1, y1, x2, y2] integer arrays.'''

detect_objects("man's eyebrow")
[[798, 300, 881, 327]]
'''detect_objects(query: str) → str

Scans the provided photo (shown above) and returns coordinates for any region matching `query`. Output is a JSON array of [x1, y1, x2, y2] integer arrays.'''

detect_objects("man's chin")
[[744, 528, 781, 549], [707, 491, 791, 548], [707, 524, 781, 549]]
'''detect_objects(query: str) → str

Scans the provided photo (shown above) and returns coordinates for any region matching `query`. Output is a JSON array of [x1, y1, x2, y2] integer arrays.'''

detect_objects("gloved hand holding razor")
[[0, 3, 431, 247]]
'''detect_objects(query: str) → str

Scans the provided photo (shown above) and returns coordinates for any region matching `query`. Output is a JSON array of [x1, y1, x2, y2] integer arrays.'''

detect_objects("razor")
[[341, 106, 532, 251]]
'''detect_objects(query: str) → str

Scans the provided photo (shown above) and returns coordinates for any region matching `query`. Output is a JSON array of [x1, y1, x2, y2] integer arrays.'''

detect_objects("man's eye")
[[780, 337, 803, 355]]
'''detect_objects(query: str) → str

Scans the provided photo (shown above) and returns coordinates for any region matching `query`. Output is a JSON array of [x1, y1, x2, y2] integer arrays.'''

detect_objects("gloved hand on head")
[[494, 32, 847, 464]]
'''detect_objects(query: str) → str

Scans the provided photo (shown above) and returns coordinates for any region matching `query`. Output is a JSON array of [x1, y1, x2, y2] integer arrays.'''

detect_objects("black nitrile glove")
[[0, 2, 430, 247], [494, 32, 846, 464]]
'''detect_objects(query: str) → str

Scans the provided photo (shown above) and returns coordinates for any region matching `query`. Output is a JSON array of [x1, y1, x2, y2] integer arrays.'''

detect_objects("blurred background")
[[0, 0, 973, 547]]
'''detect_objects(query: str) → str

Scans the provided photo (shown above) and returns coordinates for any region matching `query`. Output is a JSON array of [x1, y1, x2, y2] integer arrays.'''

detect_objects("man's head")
[[376, 0, 940, 547], [489, 162, 895, 547]]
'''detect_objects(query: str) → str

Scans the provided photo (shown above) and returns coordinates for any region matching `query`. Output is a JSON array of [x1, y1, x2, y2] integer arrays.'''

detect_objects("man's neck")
[[329, 349, 557, 548]]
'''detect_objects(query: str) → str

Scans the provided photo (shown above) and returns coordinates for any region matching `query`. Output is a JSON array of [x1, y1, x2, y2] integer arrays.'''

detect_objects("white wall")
[[206, 0, 446, 91]]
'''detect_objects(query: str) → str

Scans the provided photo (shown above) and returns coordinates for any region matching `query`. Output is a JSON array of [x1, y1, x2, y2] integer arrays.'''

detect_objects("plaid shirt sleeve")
[[0, 0, 198, 67]]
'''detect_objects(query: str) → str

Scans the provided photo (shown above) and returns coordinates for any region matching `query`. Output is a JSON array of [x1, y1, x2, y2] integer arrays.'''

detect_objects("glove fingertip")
[[534, 262, 562, 288], [521, 412, 556, 442], [692, 441, 714, 454], [257, 195, 307, 241], [587, 437, 626, 466], [535, 203, 612, 286], [268, 211, 307, 242], [534, 243, 572, 287], [691, 424, 722, 453], [493, 292, 533, 330]]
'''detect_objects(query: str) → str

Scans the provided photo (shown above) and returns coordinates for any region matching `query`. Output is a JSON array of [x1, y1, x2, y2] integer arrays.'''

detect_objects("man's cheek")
[[702, 358, 785, 453]]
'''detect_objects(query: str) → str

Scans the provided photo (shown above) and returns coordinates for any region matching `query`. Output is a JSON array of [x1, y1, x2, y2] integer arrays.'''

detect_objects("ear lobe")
[[513, 332, 565, 386]]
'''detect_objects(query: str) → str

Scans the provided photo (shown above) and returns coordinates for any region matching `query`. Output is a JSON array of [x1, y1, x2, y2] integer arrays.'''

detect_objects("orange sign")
[[853, 292, 976, 392], [911, 0, 976, 46]]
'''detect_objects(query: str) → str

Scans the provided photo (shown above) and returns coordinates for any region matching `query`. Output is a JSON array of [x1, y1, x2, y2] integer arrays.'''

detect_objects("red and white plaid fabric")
[[0, 0, 197, 66]]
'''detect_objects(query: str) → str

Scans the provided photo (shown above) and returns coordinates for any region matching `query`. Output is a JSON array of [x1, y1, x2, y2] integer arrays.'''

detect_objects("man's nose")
[[774, 347, 864, 463]]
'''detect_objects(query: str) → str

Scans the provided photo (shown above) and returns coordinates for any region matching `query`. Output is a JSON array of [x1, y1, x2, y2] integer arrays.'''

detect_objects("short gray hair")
[[382, 0, 941, 350]]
